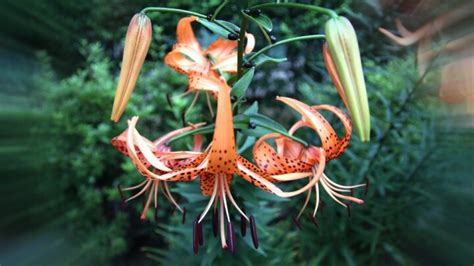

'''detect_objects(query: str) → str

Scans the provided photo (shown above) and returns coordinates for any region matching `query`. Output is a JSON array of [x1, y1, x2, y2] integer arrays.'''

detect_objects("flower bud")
[[111, 13, 152, 122], [325, 16, 370, 141]]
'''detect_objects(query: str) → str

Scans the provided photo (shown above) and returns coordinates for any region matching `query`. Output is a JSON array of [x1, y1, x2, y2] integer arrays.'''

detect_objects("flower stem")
[[211, 0, 230, 21], [141, 7, 207, 18], [247, 34, 325, 62], [250, 3, 338, 18]]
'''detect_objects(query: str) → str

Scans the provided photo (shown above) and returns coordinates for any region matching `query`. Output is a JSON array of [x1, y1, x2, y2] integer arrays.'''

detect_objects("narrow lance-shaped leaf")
[[196, 18, 233, 39], [232, 67, 255, 98]]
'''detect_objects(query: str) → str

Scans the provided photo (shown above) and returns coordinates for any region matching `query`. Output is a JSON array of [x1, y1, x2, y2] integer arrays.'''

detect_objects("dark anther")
[[270, 35, 277, 42], [249, 216, 259, 249], [227, 221, 236, 255], [249, 9, 262, 16], [166, 93, 173, 108], [350, 188, 354, 196], [364, 177, 370, 196], [154, 206, 159, 224], [182, 207, 187, 224], [212, 208, 218, 237], [241, 209, 247, 237], [242, 60, 255, 68], [248, 122, 257, 129], [243, 8, 251, 14], [197, 217, 204, 246], [181, 111, 186, 127], [319, 199, 325, 214], [308, 213, 319, 229], [347, 204, 352, 218], [206, 13, 213, 20], [230, 95, 237, 103], [117, 184, 125, 204], [192, 219, 199, 254], [227, 33, 238, 40], [292, 216, 303, 230]]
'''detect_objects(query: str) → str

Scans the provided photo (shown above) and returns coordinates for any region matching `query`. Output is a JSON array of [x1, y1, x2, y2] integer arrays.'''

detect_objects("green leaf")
[[237, 136, 256, 154], [196, 18, 230, 39], [215, 19, 240, 32], [234, 113, 287, 137], [243, 12, 273, 32], [231, 67, 255, 98], [251, 54, 287, 66], [243, 101, 259, 115]]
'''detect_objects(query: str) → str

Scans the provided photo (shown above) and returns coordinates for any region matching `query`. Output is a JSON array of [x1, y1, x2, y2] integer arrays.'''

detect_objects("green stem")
[[141, 7, 207, 18], [258, 24, 273, 45], [250, 3, 338, 18], [247, 34, 325, 62], [237, 14, 249, 78], [142, 7, 236, 34], [211, 0, 229, 21]]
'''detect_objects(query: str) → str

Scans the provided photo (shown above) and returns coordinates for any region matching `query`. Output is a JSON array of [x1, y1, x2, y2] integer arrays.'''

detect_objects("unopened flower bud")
[[111, 13, 152, 122], [325, 16, 371, 141]]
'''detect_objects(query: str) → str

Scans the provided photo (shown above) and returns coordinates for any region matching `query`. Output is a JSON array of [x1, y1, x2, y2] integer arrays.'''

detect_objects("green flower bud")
[[111, 13, 152, 122], [325, 16, 371, 141]]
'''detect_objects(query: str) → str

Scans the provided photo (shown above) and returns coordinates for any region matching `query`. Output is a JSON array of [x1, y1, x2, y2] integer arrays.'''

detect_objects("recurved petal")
[[277, 97, 351, 160], [253, 133, 312, 176], [188, 72, 227, 93], [211, 54, 238, 73], [245, 33, 256, 54], [111, 128, 153, 167], [207, 38, 238, 63], [164, 44, 209, 74], [177, 16, 201, 51]]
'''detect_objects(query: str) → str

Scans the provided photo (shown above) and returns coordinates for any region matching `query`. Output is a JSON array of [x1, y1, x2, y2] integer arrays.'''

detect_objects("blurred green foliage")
[[1, 1, 473, 266]]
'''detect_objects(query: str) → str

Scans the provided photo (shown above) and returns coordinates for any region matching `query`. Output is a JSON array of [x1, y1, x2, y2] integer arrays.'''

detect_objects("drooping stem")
[[247, 34, 326, 62], [211, 0, 230, 21], [141, 7, 207, 18], [250, 3, 338, 18]]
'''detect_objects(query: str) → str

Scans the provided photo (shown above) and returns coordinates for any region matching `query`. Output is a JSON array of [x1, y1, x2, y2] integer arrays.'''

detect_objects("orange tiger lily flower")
[[122, 74, 323, 253], [253, 97, 366, 225], [111, 122, 205, 222], [164, 16, 255, 92]]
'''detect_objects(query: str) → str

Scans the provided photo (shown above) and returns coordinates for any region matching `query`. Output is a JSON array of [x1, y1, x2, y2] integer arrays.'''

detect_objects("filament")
[[220, 174, 231, 223], [312, 183, 320, 217], [198, 175, 219, 223], [163, 181, 184, 213], [297, 185, 312, 220], [126, 180, 152, 202], [223, 177, 249, 221], [122, 179, 148, 191]]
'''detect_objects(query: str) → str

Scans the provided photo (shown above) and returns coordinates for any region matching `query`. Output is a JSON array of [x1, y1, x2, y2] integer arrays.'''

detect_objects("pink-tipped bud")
[[111, 13, 152, 122]]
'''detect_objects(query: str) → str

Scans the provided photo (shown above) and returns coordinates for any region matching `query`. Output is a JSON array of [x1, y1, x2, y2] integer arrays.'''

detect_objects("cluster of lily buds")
[[109, 10, 370, 254], [325, 16, 371, 141]]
